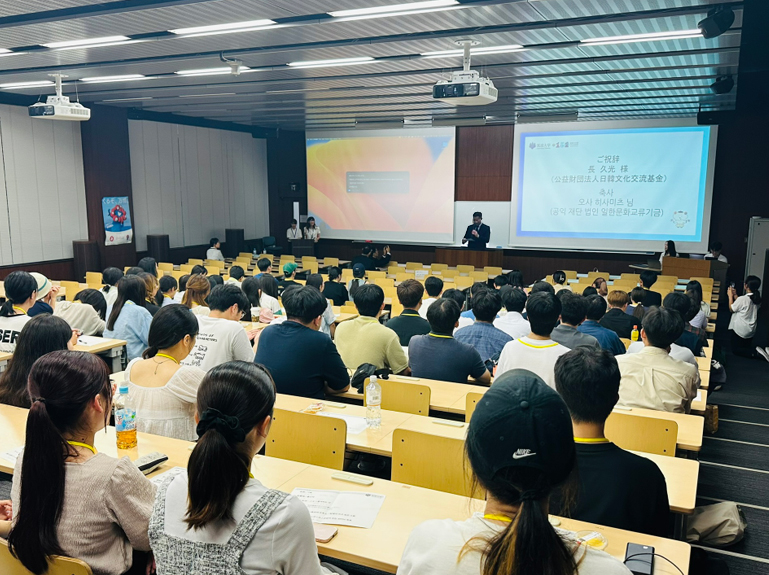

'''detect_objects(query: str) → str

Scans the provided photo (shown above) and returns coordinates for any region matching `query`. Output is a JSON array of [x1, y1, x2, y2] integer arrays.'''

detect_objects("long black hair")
[[8, 351, 111, 575], [106, 275, 147, 331], [74, 288, 108, 321], [0, 271, 37, 317], [256, 274, 278, 299], [137, 257, 158, 277], [0, 315, 72, 408], [101, 267, 123, 294], [665, 240, 677, 257], [745, 275, 762, 306], [186, 362, 276, 529], [241, 277, 262, 321], [142, 305, 199, 359]]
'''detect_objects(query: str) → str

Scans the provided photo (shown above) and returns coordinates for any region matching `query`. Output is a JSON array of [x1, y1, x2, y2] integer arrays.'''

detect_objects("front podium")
[[662, 257, 729, 285], [434, 246, 503, 268], [291, 239, 316, 257]]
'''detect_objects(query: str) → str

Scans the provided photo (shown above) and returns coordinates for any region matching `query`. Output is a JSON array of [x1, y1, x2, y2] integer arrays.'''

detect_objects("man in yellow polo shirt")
[[334, 283, 410, 375]]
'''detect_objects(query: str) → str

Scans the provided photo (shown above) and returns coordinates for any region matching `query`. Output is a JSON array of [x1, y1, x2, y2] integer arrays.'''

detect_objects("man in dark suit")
[[600, 290, 638, 340], [462, 211, 491, 250], [640, 270, 662, 307]]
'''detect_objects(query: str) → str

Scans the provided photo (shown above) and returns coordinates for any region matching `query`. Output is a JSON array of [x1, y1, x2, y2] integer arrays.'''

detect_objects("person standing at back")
[[0, 271, 37, 353], [729, 275, 761, 359], [578, 295, 626, 356], [551, 292, 600, 351], [206, 237, 224, 261], [493, 288, 530, 340], [386, 279, 431, 346], [599, 290, 637, 340]]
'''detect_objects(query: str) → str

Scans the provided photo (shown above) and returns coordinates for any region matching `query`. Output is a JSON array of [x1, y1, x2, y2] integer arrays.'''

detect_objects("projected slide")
[[511, 122, 717, 252], [307, 128, 456, 243]]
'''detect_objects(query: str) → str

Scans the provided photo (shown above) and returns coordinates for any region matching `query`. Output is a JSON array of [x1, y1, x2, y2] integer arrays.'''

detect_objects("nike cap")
[[466, 369, 575, 486]]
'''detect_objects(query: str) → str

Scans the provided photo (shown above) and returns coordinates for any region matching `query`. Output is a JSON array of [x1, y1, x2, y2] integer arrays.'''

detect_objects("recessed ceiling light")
[[0, 80, 55, 89], [43, 35, 131, 49], [581, 29, 702, 46], [287, 57, 376, 69], [80, 74, 149, 83], [175, 66, 251, 76], [421, 44, 526, 58], [329, 0, 458, 19], [169, 19, 277, 38]]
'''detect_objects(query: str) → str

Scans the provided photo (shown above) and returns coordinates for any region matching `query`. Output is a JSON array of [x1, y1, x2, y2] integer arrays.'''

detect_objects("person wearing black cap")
[[552, 347, 671, 537], [347, 263, 367, 297], [398, 370, 631, 575]]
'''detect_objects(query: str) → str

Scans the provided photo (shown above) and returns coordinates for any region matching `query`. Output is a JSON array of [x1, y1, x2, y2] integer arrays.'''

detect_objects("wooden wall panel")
[[455, 125, 514, 202], [0, 259, 76, 281]]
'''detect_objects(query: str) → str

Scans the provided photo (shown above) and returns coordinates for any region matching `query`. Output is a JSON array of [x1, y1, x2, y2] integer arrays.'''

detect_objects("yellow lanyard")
[[428, 332, 453, 339], [12, 306, 27, 315], [67, 440, 97, 454], [574, 437, 610, 444], [248, 470, 255, 479], [483, 514, 513, 523], [155, 353, 179, 364]]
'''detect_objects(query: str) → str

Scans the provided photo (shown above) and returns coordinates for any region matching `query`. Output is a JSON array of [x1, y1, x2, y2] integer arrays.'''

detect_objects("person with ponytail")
[[0, 315, 76, 408], [553, 270, 571, 293], [149, 361, 342, 574], [104, 275, 153, 360], [8, 351, 155, 575], [728, 275, 762, 359], [139, 271, 161, 316], [181, 273, 211, 316], [397, 370, 631, 575], [0, 271, 38, 353], [121, 305, 204, 440], [101, 267, 124, 307]]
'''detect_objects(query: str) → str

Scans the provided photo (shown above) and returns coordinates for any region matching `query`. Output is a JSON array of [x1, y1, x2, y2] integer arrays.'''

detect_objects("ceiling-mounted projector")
[[28, 74, 90, 121], [432, 40, 498, 106]]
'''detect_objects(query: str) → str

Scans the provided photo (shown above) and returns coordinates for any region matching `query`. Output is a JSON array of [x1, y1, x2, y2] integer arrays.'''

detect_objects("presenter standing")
[[462, 212, 491, 251], [304, 217, 321, 242], [286, 219, 300, 242]]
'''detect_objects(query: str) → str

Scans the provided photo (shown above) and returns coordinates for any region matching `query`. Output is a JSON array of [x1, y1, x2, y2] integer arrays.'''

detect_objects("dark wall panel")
[[455, 125, 514, 202], [267, 130, 307, 253], [0, 259, 76, 281]]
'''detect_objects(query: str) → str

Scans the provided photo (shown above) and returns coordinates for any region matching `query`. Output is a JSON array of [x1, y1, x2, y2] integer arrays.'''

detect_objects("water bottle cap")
[[118, 384, 129, 394]]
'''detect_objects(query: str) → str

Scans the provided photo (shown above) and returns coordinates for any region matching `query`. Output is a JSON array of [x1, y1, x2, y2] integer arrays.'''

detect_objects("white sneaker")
[[756, 347, 769, 363]]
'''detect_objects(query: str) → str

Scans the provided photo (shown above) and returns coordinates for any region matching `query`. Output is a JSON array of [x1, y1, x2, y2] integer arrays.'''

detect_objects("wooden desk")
[[691, 389, 707, 415], [73, 337, 127, 372], [0, 351, 11, 373], [331, 307, 358, 323], [700, 370, 710, 390], [703, 346, 713, 359], [696, 356, 710, 371]]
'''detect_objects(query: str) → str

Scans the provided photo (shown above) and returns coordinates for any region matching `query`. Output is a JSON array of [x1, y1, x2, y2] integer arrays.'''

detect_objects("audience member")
[[578, 295, 625, 356], [255, 286, 349, 399], [553, 270, 571, 293], [208, 274, 224, 291], [441, 288, 472, 330], [729, 276, 761, 359], [398, 370, 629, 575], [255, 257, 273, 278], [507, 270, 524, 289], [386, 279, 430, 346], [159, 275, 178, 306], [347, 263, 367, 297], [530, 280, 555, 295], [628, 287, 647, 322], [599, 290, 637, 339], [278, 263, 301, 296], [616, 307, 699, 413], [351, 245, 377, 271], [0, 315, 75, 408], [305, 273, 336, 337], [181, 284, 254, 371], [140, 272, 161, 316], [101, 267, 123, 307], [493, 287, 530, 340], [181, 274, 211, 316], [683, 293, 709, 349], [54, 288, 107, 336], [256, 274, 283, 314], [9, 351, 154, 575], [206, 237, 224, 261], [226, 265, 245, 286], [174, 274, 189, 303], [551, 292, 600, 351], [493, 275, 508, 289], [685, 280, 710, 330], [459, 282, 492, 322], [408, 298, 489, 384], [371, 245, 392, 269], [553, 348, 671, 536], [122, 305, 205, 441], [706, 240, 728, 263], [149, 362, 334, 575], [105, 275, 153, 360], [137, 256, 159, 277], [190, 264, 208, 276], [592, 277, 608, 298], [496, 291, 569, 388], [639, 270, 662, 307], [418, 276, 443, 319], [582, 285, 598, 297], [125, 266, 144, 276], [663, 292, 703, 356], [0, 271, 37, 353], [241, 276, 262, 321], [334, 284, 409, 374], [322, 266, 349, 306], [455, 290, 512, 362], [27, 273, 60, 317]]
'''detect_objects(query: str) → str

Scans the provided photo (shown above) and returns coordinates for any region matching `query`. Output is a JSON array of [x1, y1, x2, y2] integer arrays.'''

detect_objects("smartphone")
[[730, 282, 736, 288], [625, 543, 654, 575], [313, 523, 338, 543]]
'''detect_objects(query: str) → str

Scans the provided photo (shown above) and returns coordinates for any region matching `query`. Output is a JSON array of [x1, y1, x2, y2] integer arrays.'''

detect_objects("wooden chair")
[[456, 265, 474, 275], [157, 262, 174, 272], [442, 282, 456, 292], [454, 276, 473, 290], [392, 430, 472, 497], [205, 266, 221, 276], [170, 270, 185, 281], [395, 272, 414, 283], [304, 262, 319, 274], [236, 256, 251, 264], [469, 271, 488, 283], [563, 270, 578, 280], [341, 269, 354, 282], [605, 412, 678, 456], [483, 266, 503, 276], [382, 286, 397, 300], [367, 270, 386, 279], [657, 275, 678, 284], [465, 392, 485, 423], [391, 299, 404, 318], [365, 379, 430, 416], [374, 278, 395, 289], [301, 255, 318, 262], [85, 271, 102, 284], [239, 252, 253, 258], [1, 538, 92, 575], [59, 281, 81, 302], [431, 263, 449, 273], [324, 257, 340, 267], [405, 262, 423, 271], [621, 273, 641, 281], [265, 409, 346, 469], [340, 304, 357, 314], [179, 264, 193, 274], [620, 338, 632, 350], [188, 258, 203, 266], [205, 260, 225, 269], [544, 275, 554, 285], [441, 269, 458, 279]]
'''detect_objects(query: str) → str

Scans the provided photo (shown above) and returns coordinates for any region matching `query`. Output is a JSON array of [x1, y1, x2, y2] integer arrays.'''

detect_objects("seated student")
[[206, 237, 224, 261], [54, 288, 107, 336], [278, 263, 301, 296], [599, 290, 637, 340], [255, 257, 274, 278], [351, 245, 377, 271], [347, 263, 367, 296], [122, 305, 205, 441], [493, 287, 530, 339], [530, 280, 555, 295], [551, 292, 600, 351], [455, 290, 512, 362], [493, 275, 508, 290], [335, 284, 409, 374], [125, 266, 145, 276], [592, 277, 608, 299], [0, 315, 76, 408], [241, 276, 263, 321], [686, 280, 710, 330], [386, 279, 431, 346], [553, 348, 671, 537], [255, 287, 350, 399], [627, 287, 647, 322], [182, 274, 211, 316], [208, 275, 224, 291], [226, 265, 245, 286], [322, 266, 349, 306], [0, 271, 37, 353], [663, 292, 704, 357], [459, 282, 493, 322], [639, 269, 662, 307], [101, 267, 123, 307], [371, 245, 392, 269], [497, 292, 570, 389], [616, 307, 699, 413], [9, 351, 154, 575], [256, 274, 283, 315], [305, 273, 336, 337], [138, 256, 159, 277], [442, 288, 473, 331], [418, 276, 444, 319], [582, 285, 598, 297], [625, 337, 696, 366], [578, 295, 626, 356], [191, 264, 208, 277], [181, 285, 255, 371], [149, 362, 338, 575], [140, 272, 161, 316], [173, 274, 189, 303], [27, 273, 60, 317], [398, 370, 630, 575], [105, 275, 153, 361], [553, 270, 571, 293], [159, 275, 178, 306], [408, 299, 490, 384], [507, 269, 524, 289], [684, 293, 709, 350], [729, 276, 761, 359], [706, 240, 728, 263], [287, 218, 301, 242]]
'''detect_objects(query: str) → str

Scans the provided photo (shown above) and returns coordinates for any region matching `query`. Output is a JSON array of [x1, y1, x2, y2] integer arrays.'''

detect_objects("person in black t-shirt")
[[640, 270, 662, 308], [599, 290, 637, 340], [322, 266, 349, 306], [553, 347, 672, 537], [351, 245, 377, 271], [386, 279, 430, 346], [277, 262, 302, 296]]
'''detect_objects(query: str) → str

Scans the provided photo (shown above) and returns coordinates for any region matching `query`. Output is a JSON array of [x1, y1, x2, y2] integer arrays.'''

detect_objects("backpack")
[[351, 363, 392, 393]]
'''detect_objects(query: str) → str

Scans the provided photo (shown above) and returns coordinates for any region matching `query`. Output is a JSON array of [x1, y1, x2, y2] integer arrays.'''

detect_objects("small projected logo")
[[671, 211, 690, 228], [529, 142, 536, 149]]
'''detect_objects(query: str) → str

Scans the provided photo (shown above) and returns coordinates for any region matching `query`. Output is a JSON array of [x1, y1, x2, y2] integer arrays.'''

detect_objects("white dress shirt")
[[493, 311, 530, 340], [287, 227, 301, 241]]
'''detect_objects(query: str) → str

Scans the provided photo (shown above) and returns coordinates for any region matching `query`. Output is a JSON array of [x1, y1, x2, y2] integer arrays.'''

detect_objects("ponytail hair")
[[746, 275, 762, 306], [0, 271, 37, 317], [8, 351, 111, 574], [101, 267, 124, 292], [107, 275, 146, 331], [142, 304, 198, 359], [186, 361, 276, 529], [553, 271, 566, 286], [181, 274, 210, 309]]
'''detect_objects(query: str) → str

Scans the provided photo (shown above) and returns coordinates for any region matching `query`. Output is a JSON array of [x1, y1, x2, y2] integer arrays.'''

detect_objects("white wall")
[[128, 121, 269, 252], [0, 104, 88, 265]]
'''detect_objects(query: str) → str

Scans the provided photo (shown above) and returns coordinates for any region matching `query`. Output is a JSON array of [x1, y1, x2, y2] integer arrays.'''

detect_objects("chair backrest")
[[483, 266, 503, 276], [620, 337, 632, 350], [392, 429, 472, 497], [239, 252, 252, 258], [60, 280, 81, 302], [689, 276, 714, 287], [456, 265, 474, 275], [365, 379, 430, 416], [382, 286, 397, 300], [657, 275, 678, 284], [367, 270, 386, 279], [431, 263, 449, 272], [605, 412, 678, 456], [465, 392, 485, 423], [179, 264, 193, 274], [340, 304, 357, 314], [454, 276, 473, 290], [262, 236, 276, 247], [205, 266, 221, 276], [304, 261, 319, 274], [395, 272, 415, 282], [440, 269, 458, 279], [469, 271, 488, 282], [405, 262, 423, 271], [324, 257, 339, 267], [170, 270, 184, 281], [205, 260, 225, 268], [341, 268, 354, 281], [301, 255, 317, 262], [391, 299, 404, 318], [374, 278, 394, 288], [621, 273, 641, 281], [544, 275, 554, 285], [157, 263, 174, 272], [265, 409, 346, 469], [280, 255, 294, 263], [563, 270, 578, 279], [188, 258, 203, 266], [85, 271, 103, 284], [0, 539, 93, 575]]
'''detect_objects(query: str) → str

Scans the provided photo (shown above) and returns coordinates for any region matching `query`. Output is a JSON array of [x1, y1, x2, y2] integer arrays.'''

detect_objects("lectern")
[[662, 257, 729, 286], [291, 239, 316, 257]]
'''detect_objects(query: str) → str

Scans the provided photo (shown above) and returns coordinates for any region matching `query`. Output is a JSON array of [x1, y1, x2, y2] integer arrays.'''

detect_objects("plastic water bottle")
[[114, 384, 137, 449], [365, 375, 382, 430], [252, 247, 258, 258], [631, 325, 640, 342]]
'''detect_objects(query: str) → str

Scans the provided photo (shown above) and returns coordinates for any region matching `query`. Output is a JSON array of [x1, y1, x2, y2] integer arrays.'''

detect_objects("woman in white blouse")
[[123, 304, 205, 441], [304, 217, 321, 242]]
